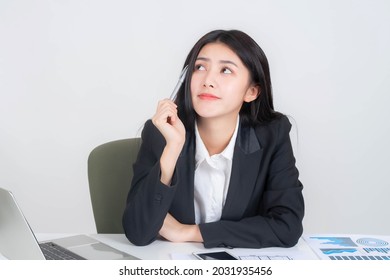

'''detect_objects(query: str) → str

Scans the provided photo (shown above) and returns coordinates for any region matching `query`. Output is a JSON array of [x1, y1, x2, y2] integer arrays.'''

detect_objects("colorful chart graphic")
[[320, 248, 357, 255], [329, 255, 390, 260], [356, 238, 389, 247], [304, 234, 390, 261], [363, 248, 390, 254], [310, 237, 357, 247]]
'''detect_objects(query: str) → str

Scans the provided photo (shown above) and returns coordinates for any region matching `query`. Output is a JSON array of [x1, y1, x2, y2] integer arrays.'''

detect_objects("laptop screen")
[[0, 187, 46, 259]]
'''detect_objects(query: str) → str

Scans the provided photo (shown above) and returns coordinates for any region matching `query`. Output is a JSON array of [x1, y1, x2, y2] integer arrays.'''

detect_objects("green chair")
[[88, 138, 141, 233]]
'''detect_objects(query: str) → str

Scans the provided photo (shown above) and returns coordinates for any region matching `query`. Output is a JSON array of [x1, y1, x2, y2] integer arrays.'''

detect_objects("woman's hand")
[[152, 99, 186, 185], [159, 213, 203, 243], [152, 99, 185, 148]]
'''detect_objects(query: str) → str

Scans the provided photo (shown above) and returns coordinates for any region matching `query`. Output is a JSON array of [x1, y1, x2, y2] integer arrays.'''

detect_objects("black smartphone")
[[193, 251, 238, 260]]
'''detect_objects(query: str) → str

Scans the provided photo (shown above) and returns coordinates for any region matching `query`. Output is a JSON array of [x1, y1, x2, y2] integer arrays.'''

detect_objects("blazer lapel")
[[222, 122, 263, 220]]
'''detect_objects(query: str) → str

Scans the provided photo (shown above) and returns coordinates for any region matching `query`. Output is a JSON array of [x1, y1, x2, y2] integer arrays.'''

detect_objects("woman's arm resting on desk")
[[159, 213, 203, 243]]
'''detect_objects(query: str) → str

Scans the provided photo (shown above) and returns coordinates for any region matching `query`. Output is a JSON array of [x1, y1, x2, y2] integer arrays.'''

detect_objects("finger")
[[153, 108, 178, 127], [160, 104, 178, 118], [157, 99, 177, 111]]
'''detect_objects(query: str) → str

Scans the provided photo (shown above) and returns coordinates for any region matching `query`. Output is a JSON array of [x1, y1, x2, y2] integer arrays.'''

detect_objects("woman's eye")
[[195, 65, 206, 71], [222, 67, 232, 74]]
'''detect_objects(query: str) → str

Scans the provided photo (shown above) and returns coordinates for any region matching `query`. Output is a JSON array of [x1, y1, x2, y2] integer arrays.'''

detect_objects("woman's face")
[[190, 42, 259, 121]]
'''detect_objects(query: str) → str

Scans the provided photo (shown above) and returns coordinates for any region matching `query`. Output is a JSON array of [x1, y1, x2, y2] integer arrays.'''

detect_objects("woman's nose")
[[203, 71, 216, 88], [203, 82, 214, 88]]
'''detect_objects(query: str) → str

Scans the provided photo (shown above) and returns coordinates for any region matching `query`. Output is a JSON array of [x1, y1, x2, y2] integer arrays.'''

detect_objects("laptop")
[[0, 187, 139, 260]]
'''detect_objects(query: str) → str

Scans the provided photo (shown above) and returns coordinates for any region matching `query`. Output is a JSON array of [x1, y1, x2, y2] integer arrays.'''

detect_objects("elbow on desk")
[[122, 217, 154, 246], [122, 219, 156, 246], [272, 197, 305, 248], [123, 228, 156, 246], [122, 208, 156, 246], [280, 234, 300, 248], [275, 222, 304, 248]]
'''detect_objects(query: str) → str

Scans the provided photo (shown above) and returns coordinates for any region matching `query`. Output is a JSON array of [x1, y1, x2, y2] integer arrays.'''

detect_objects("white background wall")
[[1, 0, 389, 236]]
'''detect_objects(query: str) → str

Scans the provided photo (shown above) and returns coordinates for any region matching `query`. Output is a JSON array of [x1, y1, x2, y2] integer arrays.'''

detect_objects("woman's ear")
[[244, 85, 260, 103]]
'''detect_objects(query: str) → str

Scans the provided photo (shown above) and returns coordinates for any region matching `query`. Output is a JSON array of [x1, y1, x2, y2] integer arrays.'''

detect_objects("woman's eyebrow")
[[220, 60, 238, 67], [196, 57, 238, 68]]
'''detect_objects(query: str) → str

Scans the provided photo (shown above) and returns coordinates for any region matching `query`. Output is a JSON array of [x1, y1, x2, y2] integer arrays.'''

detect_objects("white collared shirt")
[[194, 116, 239, 224]]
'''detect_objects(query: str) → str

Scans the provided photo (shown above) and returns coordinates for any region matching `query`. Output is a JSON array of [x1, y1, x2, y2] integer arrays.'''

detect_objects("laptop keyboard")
[[39, 242, 85, 260]]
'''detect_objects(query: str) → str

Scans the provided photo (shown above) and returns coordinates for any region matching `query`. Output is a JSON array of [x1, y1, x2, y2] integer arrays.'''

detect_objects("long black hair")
[[175, 29, 281, 133]]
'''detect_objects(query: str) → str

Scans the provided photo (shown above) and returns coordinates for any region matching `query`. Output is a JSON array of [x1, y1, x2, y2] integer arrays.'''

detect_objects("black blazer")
[[123, 115, 304, 248]]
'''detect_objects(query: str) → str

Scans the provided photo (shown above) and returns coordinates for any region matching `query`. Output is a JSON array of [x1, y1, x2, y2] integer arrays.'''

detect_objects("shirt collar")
[[195, 116, 240, 165]]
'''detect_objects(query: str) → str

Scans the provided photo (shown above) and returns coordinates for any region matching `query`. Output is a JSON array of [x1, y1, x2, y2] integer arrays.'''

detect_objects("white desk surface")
[[34, 233, 319, 260], [3, 233, 390, 260]]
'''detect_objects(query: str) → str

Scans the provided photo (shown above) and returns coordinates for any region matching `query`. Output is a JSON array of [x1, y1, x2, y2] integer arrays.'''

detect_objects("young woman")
[[123, 30, 304, 249]]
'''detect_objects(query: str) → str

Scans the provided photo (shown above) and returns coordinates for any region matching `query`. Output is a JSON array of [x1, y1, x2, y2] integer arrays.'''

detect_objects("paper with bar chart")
[[304, 234, 390, 260]]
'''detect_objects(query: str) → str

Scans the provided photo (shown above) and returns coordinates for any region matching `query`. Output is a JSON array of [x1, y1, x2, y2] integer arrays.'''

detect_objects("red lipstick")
[[198, 93, 220, 100]]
